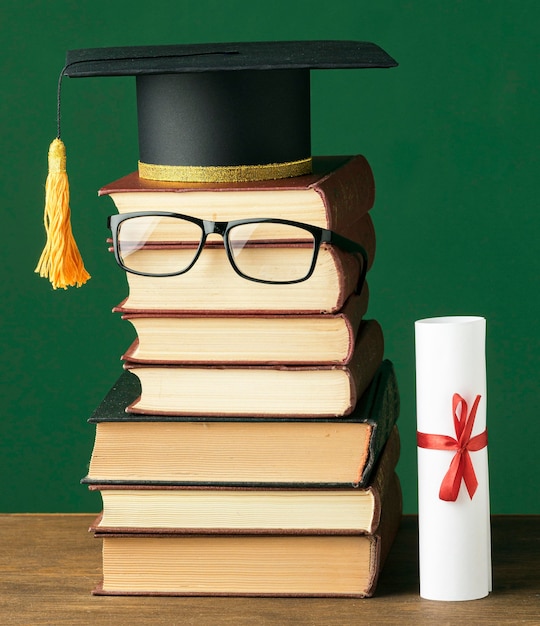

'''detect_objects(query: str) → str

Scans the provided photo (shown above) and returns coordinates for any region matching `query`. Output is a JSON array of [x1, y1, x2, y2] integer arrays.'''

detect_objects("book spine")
[[360, 361, 400, 486], [344, 320, 384, 417], [313, 155, 375, 235]]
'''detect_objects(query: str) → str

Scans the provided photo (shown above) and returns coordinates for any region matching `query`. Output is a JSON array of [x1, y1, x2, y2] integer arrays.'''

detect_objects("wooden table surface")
[[0, 514, 538, 625]]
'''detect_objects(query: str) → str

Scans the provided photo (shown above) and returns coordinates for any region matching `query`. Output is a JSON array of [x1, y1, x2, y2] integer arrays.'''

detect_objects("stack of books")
[[83, 154, 402, 597]]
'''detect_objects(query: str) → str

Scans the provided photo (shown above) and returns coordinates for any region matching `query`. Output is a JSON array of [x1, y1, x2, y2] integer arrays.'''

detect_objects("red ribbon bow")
[[417, 393, 488, 502]]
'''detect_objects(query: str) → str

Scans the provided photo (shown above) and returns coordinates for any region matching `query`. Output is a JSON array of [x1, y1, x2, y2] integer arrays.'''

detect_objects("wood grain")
[[0, 515, 538, 624]]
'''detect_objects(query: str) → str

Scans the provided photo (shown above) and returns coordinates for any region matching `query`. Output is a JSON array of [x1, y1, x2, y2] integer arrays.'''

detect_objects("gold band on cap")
[[138, 157, 313, 183]]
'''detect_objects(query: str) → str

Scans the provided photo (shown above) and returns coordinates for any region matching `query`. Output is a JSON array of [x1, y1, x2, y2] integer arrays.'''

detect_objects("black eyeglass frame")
[[107, 211, 368, 292]]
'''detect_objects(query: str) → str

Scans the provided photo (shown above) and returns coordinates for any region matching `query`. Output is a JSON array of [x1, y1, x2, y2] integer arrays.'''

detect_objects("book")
[[89, 425, 400, 535], [113, 229, 371, 314], [91, 472, 402, 597], [117, 287, 368, 366], [99, 155, 376, 238], [82, 359, 399, 487], [107, 208, 375, 267], [123, 319, 383, 417]]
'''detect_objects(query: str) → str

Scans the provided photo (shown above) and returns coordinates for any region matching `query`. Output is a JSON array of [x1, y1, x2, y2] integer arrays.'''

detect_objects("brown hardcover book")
[[123, 319, 382, 417], [99, 155, 376, 238], [89, 425, 399, 535], [116, 235, 367, 314], [118, 287, 368, 365], [91, 472, 402, 598], [82, 360, 399, 488]]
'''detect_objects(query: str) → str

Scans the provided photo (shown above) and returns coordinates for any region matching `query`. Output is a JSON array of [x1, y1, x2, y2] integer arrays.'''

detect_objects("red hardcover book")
[[117, 287, 368, 365], [99, 155, 376, 238], [123, 319, 383, 417]]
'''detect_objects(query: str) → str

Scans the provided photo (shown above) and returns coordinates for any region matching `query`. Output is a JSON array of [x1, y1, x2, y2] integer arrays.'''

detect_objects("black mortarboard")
[[36, 40, 397, 288]]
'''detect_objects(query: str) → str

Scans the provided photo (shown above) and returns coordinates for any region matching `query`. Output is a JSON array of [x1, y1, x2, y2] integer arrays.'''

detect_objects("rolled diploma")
[[415, 316, 491, 601]]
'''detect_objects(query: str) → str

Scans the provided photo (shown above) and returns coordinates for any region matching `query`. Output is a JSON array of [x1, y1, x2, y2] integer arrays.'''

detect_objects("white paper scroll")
[[415, 316, 491, 601]]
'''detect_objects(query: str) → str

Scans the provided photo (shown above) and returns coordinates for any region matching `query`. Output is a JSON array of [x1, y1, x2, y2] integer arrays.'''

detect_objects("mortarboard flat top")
[[63, 40, 398, 77]]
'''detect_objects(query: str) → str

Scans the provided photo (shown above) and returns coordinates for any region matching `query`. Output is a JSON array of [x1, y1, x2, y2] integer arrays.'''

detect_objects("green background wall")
[[1, 1, 538, 513]]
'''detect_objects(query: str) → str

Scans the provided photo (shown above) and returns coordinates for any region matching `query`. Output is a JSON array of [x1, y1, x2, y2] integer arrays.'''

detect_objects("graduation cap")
[[36, 40, 397, 289]]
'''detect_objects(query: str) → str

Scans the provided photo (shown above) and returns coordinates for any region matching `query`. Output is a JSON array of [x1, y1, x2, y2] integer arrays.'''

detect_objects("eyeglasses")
[[107, 211, 368, 290]]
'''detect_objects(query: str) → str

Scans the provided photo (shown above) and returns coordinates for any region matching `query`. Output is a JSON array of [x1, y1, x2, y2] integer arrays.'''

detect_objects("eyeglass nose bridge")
[[202, 219, 229, 239]]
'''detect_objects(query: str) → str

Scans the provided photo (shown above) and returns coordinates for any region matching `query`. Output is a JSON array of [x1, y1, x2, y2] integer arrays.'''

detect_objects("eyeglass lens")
[[227, 222, 315, 282], [117, 215, 203, 275]]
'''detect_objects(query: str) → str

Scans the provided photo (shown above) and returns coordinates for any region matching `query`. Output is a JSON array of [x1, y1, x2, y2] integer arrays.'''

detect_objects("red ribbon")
[[417, 393, 488, 502]]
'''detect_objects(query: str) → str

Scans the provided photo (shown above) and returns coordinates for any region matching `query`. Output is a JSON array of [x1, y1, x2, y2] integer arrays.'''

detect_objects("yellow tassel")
[[35, 138, 90, 289]]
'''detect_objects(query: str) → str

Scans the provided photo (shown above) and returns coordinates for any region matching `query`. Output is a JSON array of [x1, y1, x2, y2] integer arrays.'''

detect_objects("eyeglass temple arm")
[[323, 230, 369, 294]]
